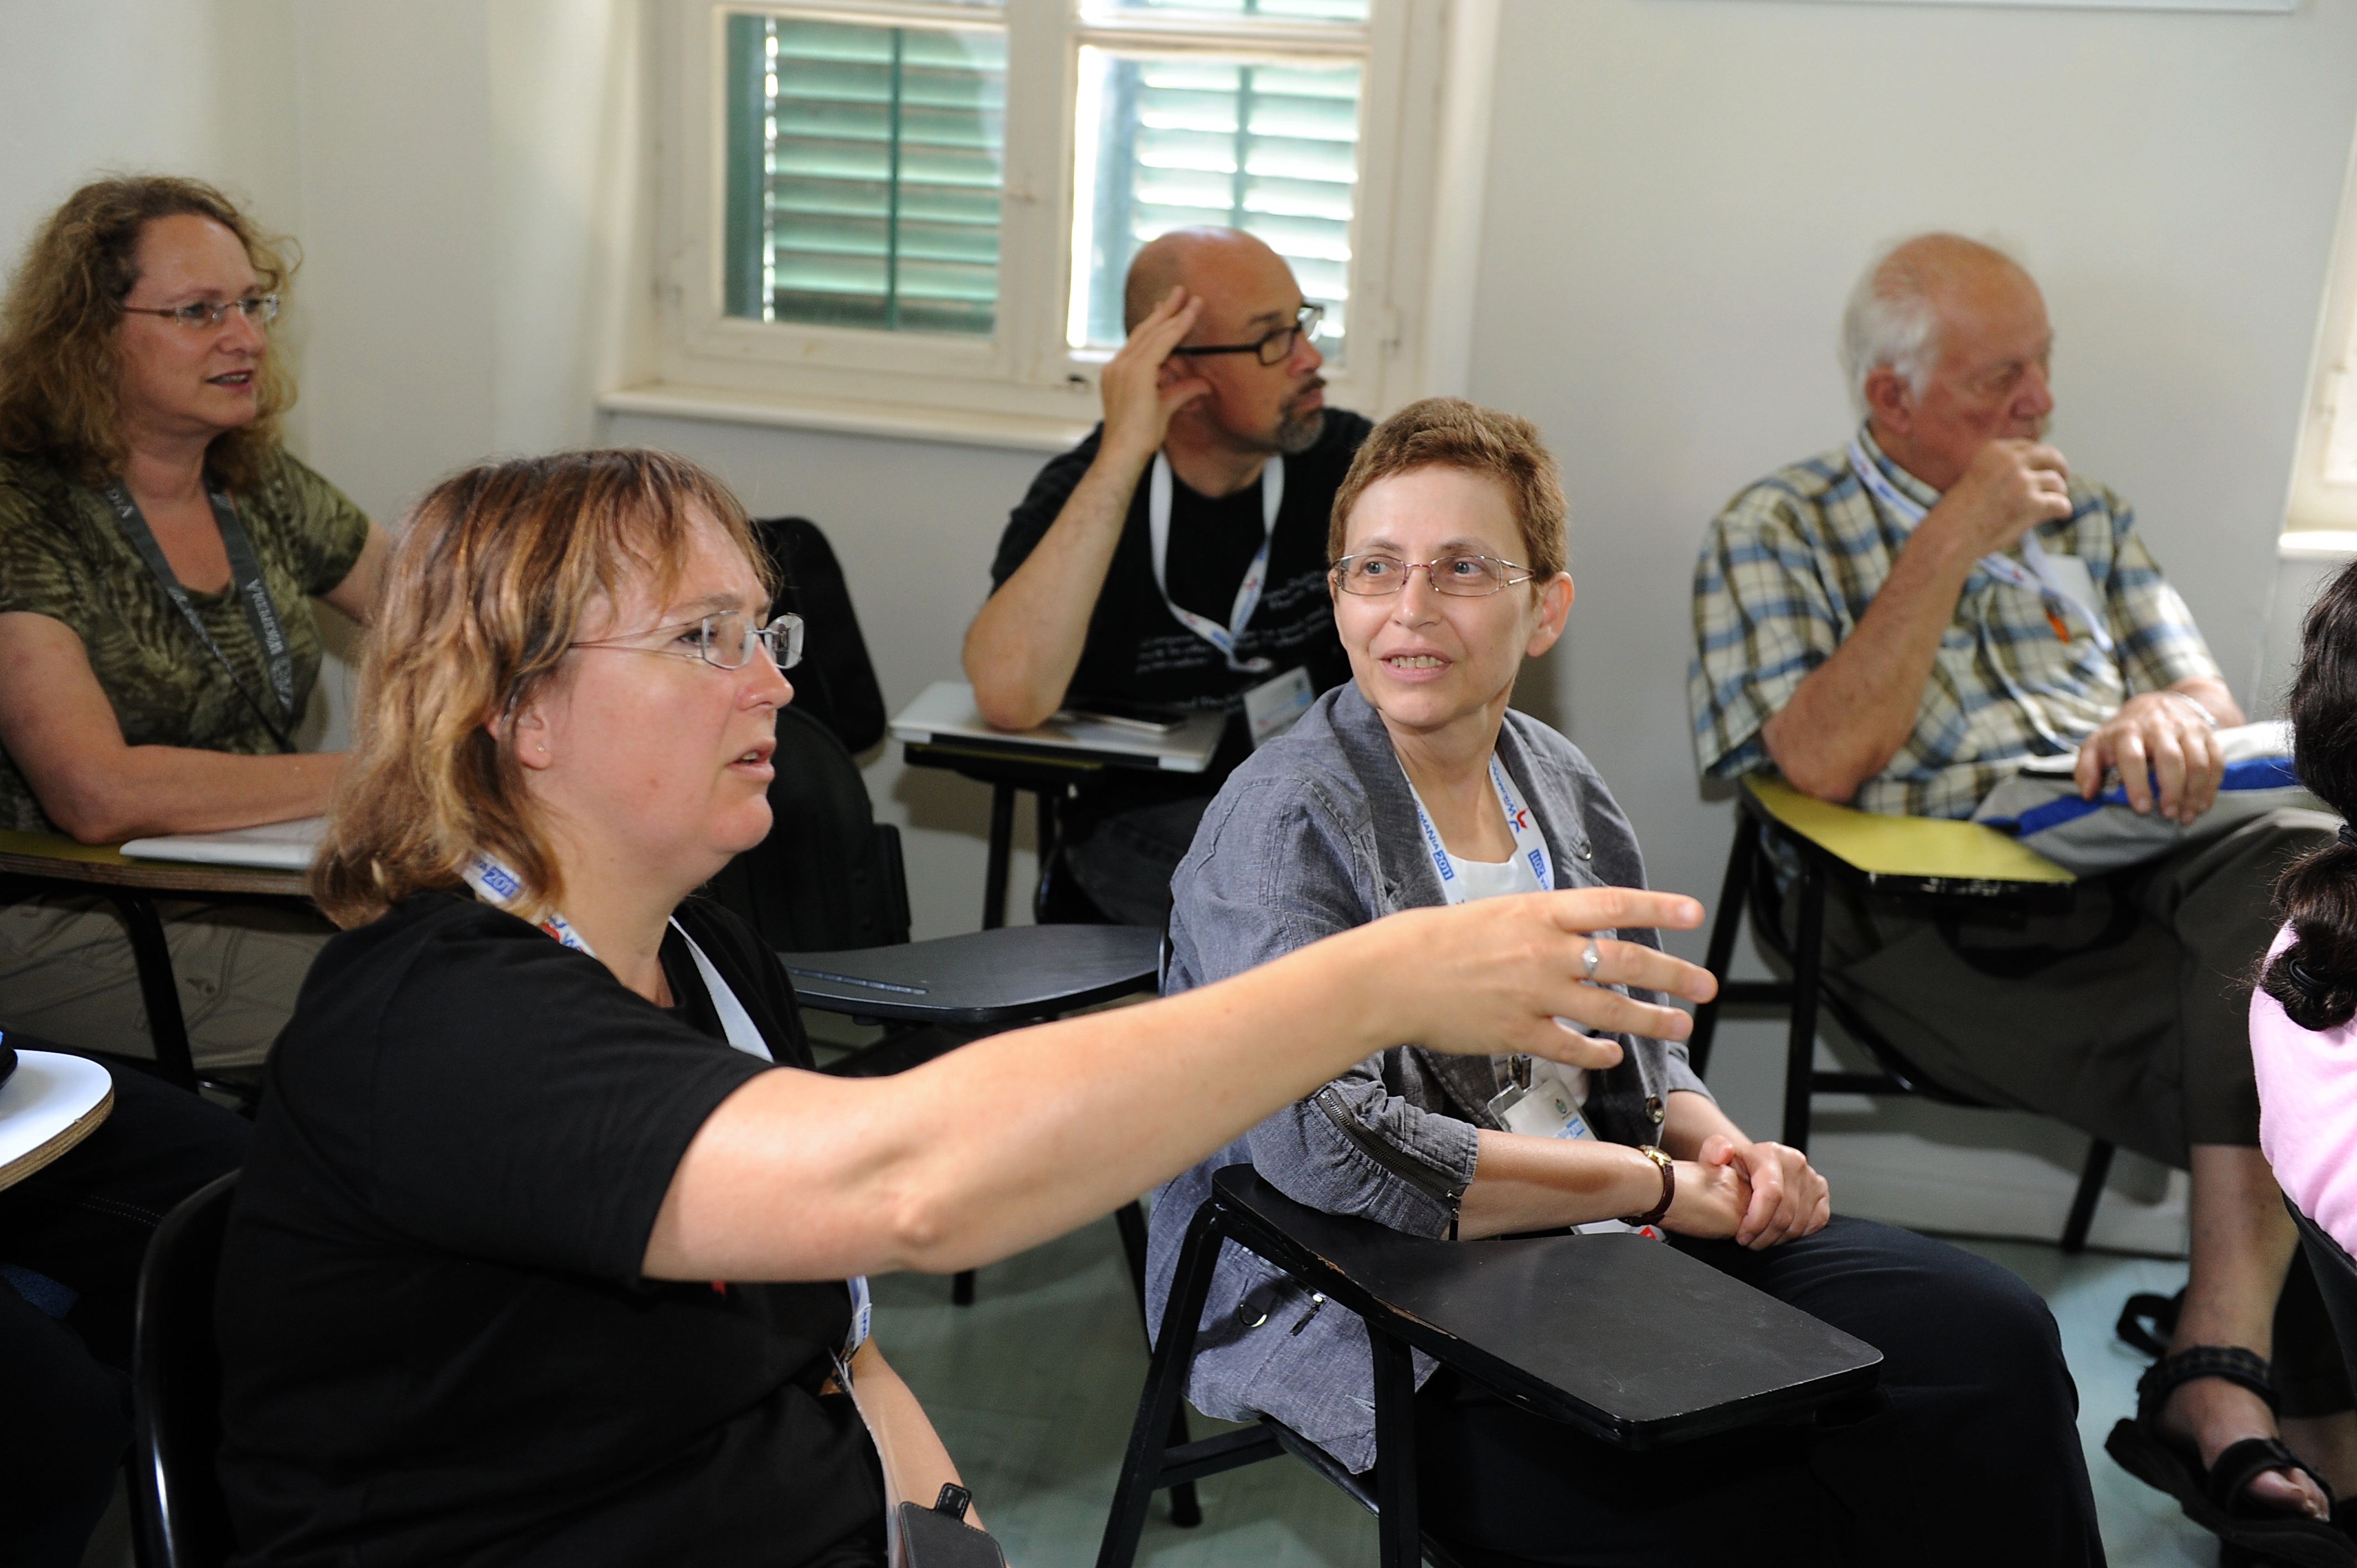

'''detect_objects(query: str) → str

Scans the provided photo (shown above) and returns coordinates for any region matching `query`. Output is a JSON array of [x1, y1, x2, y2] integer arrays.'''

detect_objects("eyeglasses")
[[1332, 554, 1536, 598], [119, 294, 280, 331], [572, 611, 805, 671], [1169, 302, 1325, 367]]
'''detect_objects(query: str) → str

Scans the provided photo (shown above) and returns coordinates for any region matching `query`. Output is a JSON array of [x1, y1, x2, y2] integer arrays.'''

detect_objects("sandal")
[[2104, 1345, 2356, 1568]]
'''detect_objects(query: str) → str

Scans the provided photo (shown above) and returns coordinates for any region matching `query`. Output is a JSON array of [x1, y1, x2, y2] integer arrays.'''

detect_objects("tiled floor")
[[866, 1218, 2224, 1567], [73, 1217, 2222, 1568]]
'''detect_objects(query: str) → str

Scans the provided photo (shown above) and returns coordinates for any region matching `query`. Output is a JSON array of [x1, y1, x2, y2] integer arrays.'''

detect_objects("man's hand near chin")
[[2071, 681, 2243, 827]]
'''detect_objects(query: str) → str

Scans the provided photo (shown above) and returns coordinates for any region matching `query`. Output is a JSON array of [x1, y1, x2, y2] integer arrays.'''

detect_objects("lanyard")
[[97, 478, 300, 750], [1147, 451, 1282, 674], [460, 849, 871, 1358], [1401, 754, 1553, 902], [1846, 441, 2113, 653]]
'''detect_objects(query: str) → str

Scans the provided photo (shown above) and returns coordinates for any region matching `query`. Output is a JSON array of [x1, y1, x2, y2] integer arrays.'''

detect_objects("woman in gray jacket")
[[1145, 399, 2102, 1566]]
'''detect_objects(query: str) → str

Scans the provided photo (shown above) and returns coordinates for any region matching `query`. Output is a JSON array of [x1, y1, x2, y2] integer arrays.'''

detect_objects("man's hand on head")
[[1923, 439, 2075, 559], [1098, 287, 1213, 470], [2072, 689, 2229, 824]]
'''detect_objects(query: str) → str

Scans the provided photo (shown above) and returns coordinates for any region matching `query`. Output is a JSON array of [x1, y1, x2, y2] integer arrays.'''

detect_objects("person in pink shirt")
[[2257, 558, 2357, 1259]]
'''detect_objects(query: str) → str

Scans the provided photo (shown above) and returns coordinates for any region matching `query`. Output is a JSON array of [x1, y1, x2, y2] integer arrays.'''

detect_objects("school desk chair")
[[1689, 775, 2114, 1254], [1097, 1164, 1883, 1568]]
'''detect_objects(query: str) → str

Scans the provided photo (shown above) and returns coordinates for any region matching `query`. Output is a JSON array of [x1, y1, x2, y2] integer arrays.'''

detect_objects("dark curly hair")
[[0, 174, 296, 493], [2260, 556, 2357, 1030]]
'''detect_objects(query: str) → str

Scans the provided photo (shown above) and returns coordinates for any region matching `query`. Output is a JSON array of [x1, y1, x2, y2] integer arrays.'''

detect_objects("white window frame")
[[2285, 123, 2357, 541], [629, 0, 1485, 443]]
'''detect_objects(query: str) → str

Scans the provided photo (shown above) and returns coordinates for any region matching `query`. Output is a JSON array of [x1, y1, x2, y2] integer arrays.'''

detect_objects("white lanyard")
[[1402, 754, 1553, 902], [1847, 440, 2113, 653], [460, 850, 869, 1358], [1147, 451, 1282, 674]]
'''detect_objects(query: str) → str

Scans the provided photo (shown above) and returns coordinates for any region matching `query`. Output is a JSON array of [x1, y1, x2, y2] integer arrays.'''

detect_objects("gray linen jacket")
[[1143, 683, 1711, 1473]]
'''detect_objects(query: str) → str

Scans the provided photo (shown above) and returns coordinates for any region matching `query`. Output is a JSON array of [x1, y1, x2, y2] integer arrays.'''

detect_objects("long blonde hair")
[[0, 175, 297, 492], [313, 450, 770, 929]]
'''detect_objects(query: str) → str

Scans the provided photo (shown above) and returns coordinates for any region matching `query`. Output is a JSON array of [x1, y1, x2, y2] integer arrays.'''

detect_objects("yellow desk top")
[[0, 828, 308, 896], [0, 829, 135, 866], [1744, 776, 2074, 885]]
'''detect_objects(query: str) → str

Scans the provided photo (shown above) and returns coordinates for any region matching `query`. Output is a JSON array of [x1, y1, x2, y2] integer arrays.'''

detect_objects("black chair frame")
[[1098, 1165, 1882, 1568], [126, 1169, 240, 1568], [1689, 798, 2115, 1254]]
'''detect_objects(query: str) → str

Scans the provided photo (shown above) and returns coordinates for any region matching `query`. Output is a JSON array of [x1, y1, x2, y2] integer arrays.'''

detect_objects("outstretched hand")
[[1382, 887, 1717, 1074]]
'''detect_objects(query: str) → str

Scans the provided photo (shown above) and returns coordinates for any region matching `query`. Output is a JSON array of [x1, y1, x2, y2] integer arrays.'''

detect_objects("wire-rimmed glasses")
[[1169, 302, 1325, 367], [120, 294, 281, 331], [1331, 554, 1536, 598], [572, 611, 805, 670]]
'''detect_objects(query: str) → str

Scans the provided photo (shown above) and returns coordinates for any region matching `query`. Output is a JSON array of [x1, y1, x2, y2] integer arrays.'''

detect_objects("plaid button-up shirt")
[[1687, 428, 2221, 820]]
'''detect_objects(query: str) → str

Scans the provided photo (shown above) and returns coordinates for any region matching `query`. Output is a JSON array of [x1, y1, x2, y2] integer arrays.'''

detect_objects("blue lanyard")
[[1147, 452, 1281, 674], [1401, 755, 1553, 900]]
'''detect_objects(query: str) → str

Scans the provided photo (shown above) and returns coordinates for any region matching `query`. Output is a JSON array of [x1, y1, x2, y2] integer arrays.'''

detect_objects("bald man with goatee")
[[966, 228, 1367, 925], [1690, 233, 2353, 1559]]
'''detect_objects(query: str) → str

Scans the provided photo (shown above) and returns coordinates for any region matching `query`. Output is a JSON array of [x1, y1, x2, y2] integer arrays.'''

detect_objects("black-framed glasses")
[[1332, 554, 1536, 598], [573, 611, 805, 671], [120, 294, 280, 331], [1170, 302, 1325, 367]]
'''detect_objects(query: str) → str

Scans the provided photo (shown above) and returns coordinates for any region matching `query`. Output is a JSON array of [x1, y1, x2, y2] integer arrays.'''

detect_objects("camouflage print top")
[[0, 447, 370, 834]]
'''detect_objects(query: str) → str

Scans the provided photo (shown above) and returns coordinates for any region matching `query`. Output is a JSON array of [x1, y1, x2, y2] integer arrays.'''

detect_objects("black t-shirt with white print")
[[987, 410, 1369, 810]]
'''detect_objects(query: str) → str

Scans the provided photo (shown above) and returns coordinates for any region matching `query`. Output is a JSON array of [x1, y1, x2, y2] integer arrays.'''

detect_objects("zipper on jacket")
[[1314, 1086, 1468, 1234]]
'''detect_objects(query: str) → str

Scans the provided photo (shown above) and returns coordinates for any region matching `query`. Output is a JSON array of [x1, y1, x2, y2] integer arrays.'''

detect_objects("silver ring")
[[1582, 940, 1602, 981]]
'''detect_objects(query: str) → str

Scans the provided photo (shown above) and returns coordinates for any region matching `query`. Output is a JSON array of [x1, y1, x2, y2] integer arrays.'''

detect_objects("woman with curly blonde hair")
[[0, 175, 390, 1069]]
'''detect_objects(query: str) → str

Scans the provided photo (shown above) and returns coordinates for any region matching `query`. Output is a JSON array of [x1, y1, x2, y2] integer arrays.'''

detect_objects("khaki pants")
[[0, 891, 333, 1071], [1801, 806, 2335, 1169]]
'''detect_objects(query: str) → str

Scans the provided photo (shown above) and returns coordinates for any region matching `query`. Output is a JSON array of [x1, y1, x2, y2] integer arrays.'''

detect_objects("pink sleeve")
[[2253, 923, 2357, 1256]]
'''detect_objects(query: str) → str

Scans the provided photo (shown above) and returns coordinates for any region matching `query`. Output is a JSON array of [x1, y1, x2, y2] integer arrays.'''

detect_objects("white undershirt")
[[1439, 845, 1588, 1103]]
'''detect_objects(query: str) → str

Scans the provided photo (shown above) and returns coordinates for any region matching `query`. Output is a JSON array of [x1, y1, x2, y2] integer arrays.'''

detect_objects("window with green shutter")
[[1069, 48, 1363, 359], [724, 12, 1007, 336]]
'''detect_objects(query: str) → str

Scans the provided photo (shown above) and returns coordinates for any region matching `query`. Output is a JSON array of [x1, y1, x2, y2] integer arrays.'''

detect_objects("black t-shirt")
[[216, 892, 885, 1568], [987, 411, 1370, 807]]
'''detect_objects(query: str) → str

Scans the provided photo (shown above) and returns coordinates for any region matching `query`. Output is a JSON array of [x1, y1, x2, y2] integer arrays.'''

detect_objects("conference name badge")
[[1242, 666, 1315, 749]]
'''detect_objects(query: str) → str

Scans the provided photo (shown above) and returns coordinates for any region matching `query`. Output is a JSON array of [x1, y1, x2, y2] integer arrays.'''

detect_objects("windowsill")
[[597, 383, 1097, 454], [2279, 530, 2357, 562]]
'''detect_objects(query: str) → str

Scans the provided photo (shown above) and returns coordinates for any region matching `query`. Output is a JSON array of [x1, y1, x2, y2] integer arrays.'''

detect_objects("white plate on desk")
[[889, 680, 1225, 773], [0, 1049, 113, 1189], [121, 816, 328, 872]]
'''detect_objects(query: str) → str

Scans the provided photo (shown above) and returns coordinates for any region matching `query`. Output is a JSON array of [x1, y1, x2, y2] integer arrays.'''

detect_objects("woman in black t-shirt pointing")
[[212, 448, 1720, 1568]]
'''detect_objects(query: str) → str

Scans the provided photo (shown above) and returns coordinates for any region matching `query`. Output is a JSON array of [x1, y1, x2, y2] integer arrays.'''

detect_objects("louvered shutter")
[[1074, 48, 1363, 356], [725, 14, 1006, 336]]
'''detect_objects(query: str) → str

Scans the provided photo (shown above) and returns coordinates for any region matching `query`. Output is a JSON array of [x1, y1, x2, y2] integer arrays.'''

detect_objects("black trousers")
[[1413, 1217, 2104, 1568], [0, 1049, 249, 1568]]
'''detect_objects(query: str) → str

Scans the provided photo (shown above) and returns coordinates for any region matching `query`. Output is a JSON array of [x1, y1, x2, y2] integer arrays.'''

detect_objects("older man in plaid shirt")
[[1689, 233, 2350, 1550]]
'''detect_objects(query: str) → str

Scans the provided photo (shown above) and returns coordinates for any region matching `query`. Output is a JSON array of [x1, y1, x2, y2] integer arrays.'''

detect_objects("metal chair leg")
[[1110, 1198, 1200, 1523], [2061, 1138, 2114, 1255], [1782, 860, 1825, 1153], [1370, 1328, 1422, 1568], [106, 890, 197, 1092], [1097, 1205, 1226, 1568], [982, 783, 1016, 931], [1690, 813, 1760, 1079]]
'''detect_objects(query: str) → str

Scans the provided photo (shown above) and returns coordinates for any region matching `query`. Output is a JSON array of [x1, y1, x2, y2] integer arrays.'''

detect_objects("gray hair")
[[1840, 240, 1940, 414], [1838, 232, 2027, 415]]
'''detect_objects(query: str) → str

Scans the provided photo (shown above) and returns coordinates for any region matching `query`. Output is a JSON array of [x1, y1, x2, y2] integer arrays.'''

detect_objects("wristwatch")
[[1620, 1144, 1675, 1227]]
